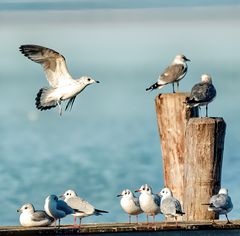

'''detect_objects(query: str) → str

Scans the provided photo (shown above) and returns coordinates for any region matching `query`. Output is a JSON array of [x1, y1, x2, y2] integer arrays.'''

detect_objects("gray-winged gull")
[[186, 74, 216, 117], [158, 187, 185, 221], [19, 44, 99, 115], [135, 184, 161, 223], [44, 194, 76, 227], [146, 54, 190, 93], [60, 189, 108, 226], [117, 189, 143, 223], [202, 188, 233, 224], [17, 203, 54, 227]]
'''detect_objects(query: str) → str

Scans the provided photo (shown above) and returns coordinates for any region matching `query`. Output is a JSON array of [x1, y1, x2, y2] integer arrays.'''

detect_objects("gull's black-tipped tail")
[[184, 97, 190, 105], [146, 82, 165, 91], [176, 210, 185, 216], [35, 88, 58, 111], [146, 82, 159, 91], [184, 97, 199, 108]]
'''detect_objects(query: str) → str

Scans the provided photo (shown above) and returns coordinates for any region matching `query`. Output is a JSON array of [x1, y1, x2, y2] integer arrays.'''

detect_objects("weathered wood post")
[[155, 93, 198, 204], [183, 118, 226, 221]]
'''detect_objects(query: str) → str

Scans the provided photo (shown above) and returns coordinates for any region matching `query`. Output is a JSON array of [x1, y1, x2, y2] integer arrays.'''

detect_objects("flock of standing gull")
[[16, 45, 231, 227]]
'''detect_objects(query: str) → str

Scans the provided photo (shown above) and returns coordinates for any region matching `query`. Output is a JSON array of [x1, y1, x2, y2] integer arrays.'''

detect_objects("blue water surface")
[[0, 5, 240, 225]]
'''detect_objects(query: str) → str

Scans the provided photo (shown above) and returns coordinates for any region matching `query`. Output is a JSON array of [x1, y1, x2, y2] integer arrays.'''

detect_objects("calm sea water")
[[0, 6, 240, 225]]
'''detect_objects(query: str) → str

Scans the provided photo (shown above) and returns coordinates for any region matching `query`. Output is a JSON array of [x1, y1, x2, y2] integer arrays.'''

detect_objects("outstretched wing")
[[19, 44, 74, 88]]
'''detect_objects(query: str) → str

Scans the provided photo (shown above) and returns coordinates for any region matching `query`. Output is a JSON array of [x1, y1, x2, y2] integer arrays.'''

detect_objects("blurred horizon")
[[1, 0, 240, 11]]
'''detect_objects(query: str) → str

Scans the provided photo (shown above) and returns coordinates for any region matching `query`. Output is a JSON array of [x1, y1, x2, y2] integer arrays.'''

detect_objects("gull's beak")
[[17, 208, 21, 213], [95, 80, 100, 83], [135, 189, 140, 193], [59, 195, 65, 200], [116, 194, 122, 197], [186, 58, 191, 62]]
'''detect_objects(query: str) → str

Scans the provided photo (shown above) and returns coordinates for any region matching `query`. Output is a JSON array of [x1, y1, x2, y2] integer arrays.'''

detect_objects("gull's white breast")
[[120, 197, 141, 215], [139, 194, 159, 214], [19, 212, 33, 227], [51, 83, 86, 101]]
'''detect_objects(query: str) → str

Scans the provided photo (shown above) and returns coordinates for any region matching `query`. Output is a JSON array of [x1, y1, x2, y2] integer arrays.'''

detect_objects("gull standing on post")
[[146, 54, 190, 93], [117, 189, 143, 223], [135, 184, 161, 223], [19, 44, 99, 115], [186, 74, 216, 117], [202, 188, 233, 224], [158, 187, 185, 222], [17, 203, 54, 227], [44, 194, 76, 227], [60, 189, 108, 226]]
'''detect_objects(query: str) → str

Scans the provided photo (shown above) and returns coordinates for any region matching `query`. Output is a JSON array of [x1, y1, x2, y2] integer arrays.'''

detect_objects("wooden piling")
[[183, 118, 226, 221], [1, 221, 240, 236], [155, 93, 198, 204]]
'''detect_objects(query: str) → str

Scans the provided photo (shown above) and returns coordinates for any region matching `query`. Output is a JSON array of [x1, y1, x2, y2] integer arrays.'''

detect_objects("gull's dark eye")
[[143, 187, 145, 191], [128, 191, 130, 195], [67, 193, 69, 195], [147, 188, 149, 191], [88, 78, 91, 81], [24, 207, 28, 210], [162, 190, 165, 193]]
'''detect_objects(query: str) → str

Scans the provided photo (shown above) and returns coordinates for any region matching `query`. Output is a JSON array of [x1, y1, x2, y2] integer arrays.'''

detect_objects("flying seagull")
[[17, 203, 54, 227], [146, 54, 190, 93], [186, 74, 216, 117], [19, 44, 99, 115], [60, 189, 108, 226], [202, 188, 233, 224]]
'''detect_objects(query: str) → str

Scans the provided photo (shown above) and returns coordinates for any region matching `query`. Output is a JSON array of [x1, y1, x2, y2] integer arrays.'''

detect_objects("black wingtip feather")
[[19, 44, 66, 61], [95, 209, 109, 214]]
